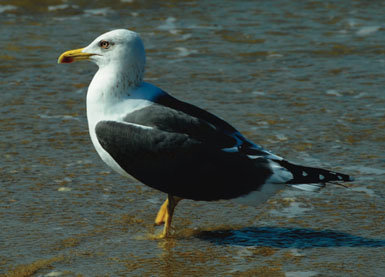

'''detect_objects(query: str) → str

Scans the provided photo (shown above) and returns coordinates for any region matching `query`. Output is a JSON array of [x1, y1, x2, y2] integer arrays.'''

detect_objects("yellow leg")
[[155, 194, 182, 238], [154, 195, 182, 226], [162, 194, 176, 238], [154, 198, 169, 226]]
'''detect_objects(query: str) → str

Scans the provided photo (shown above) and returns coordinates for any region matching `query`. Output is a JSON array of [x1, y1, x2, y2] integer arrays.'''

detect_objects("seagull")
[[58, 29, 353, 238]]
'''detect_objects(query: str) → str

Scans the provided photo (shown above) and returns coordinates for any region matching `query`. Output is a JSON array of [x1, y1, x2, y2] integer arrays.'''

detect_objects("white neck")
[[86, 66, 163, 123], [90, 65, 139, 97]]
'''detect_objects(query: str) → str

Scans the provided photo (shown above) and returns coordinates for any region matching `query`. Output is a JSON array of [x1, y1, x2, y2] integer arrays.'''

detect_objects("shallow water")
[[1, 0, 385, 276]]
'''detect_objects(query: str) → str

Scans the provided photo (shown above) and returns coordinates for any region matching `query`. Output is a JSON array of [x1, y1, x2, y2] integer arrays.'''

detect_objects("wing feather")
[[95, 120, 273, 200]]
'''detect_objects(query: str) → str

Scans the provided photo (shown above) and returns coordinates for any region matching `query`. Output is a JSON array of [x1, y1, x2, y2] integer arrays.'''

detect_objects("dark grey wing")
[[156, 92, 278, 157], [123, 104, 237, 149], [95, 121, 273, 201], [124, 92, 272, 157], [155, 92, 239, 134]]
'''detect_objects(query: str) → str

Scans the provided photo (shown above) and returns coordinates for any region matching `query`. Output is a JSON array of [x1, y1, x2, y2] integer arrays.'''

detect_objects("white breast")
[[86, 75, 162, 179]]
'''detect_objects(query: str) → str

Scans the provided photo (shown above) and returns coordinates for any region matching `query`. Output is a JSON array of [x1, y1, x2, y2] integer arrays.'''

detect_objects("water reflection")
[[197, 226, 385, 248]]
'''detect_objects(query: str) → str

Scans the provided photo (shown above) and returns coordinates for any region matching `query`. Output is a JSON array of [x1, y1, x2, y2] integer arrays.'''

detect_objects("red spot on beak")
[[61, 56, 74, 63]]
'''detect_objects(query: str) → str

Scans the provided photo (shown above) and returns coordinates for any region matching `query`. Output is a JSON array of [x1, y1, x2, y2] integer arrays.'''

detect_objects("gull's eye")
[[99, 40, 110, 49]]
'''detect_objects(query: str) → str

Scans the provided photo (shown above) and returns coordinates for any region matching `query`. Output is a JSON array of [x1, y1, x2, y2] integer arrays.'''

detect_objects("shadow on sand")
[[196, 226, 385, 248]]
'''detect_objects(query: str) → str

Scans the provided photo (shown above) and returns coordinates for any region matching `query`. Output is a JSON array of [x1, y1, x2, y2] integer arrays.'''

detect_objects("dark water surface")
[[1, 1, 385, 276]]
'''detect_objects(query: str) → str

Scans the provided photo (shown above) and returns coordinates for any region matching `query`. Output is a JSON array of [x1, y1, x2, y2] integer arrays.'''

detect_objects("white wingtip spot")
[[319, 174, 325, 180], [338, 175, 343, 180], [302, 171, 308, 177]]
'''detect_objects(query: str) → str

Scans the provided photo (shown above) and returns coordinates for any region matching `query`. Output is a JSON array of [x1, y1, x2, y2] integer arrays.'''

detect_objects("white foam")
[[179, 34, 192, 40], [84, 8, 112, 16], [53, 16, 81, 21], [157, 17, 178, 33], [146, 198, 162, 204], [268, 53, 283, 58], [251, 91, 265, 96], [285, 271, 319, 277], [353, 92, 367, 99], [290, 249, 305, 257], [48, 4, 69, 11], [175, 47, 198, 57], [275, 134, 288, 141], [344, 165, 385, 175], [38, 114, 80, 121], [347, 18, 359, 27], [326, 89, 342, 96], [38, 114, 79, 120], [270, 202, 312, 218], [45, 271, 65, 277], [351, 187, 375, 197], [356, 26, 381, 36], [0, 5, 17, 13]]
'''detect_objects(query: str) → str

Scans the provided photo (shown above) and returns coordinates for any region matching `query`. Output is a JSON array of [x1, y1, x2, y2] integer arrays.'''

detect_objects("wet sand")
[[1, 1, 385, 276]]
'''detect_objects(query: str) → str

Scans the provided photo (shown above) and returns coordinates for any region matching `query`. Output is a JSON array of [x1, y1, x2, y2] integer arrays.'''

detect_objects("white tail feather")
[[291, 183, 324, 192]]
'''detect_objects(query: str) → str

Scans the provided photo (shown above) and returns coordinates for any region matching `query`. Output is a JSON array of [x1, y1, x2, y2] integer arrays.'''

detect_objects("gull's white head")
[[58, 29, 145, 87]]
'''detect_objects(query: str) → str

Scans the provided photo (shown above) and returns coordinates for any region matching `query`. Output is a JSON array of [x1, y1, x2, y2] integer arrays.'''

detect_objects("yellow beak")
[[57, 48, 95, 64]]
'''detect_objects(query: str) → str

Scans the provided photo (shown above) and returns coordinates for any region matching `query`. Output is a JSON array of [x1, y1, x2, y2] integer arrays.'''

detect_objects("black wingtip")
[[337, 172, 354, 182], [275, 159, 354, 184]]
